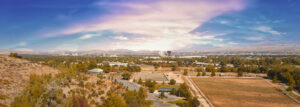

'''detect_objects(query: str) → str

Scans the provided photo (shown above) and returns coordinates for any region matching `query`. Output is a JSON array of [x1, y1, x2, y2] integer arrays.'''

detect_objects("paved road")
[[184, 76, 213, 107]]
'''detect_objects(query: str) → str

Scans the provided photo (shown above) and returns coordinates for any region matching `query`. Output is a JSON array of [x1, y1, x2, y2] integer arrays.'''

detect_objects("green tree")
[[220, 66, 229, 72], [159, 92, 166, 99], [272, 76, 278, 83], [211, 70, 216, 76], [196, 67, 204, 72], [190, 97, 200, 107], [124, 88, 152, 107], [145, 79, 157, 93], [176, 83, 192, 99], [183, 69, 188, 76], [9, 52, 20, 58], [169, 79, 176, 85], [196, 72, 201, 76], [206, 65, 214, 72], [122, 71, 131, 80]]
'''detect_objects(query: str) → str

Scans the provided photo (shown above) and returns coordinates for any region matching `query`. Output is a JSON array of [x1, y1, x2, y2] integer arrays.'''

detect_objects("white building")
[[108, 62, 128, 66], [87, 68, 104, 74]]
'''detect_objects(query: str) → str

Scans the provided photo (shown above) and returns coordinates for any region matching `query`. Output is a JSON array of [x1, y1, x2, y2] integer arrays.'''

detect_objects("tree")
[[154, 65, 159, 71], [196, 72, 201, 76], [272, 76, 278, 83], [287, 85, 293, 91], [170, 88, 177, 95], [202, 71, 206, 76], [145, 79, 157, 93], [138, 78, 143, 85], [220, 66, 229, 72], [159, 92, 166, 99], [122, 71, 131, 80], [238, 71, 243, 77], [103, 93, 127, 107], [206, 65, 215, 72], [196, 67, 204, 72], [211, 70, 216, 76], [171, 64, 178, 71], [169, 79, 176, 85], [183, 69, 188, 76], [190, 97, 200, 107], [124, 88, 152, 107], [176, 83, 192, 99], [9, 52, 20, 58]]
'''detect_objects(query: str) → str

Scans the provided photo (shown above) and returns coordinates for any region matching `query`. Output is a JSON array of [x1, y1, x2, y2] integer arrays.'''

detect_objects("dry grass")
[[0, 56, 60, 106], [192, 78, 299, 107]]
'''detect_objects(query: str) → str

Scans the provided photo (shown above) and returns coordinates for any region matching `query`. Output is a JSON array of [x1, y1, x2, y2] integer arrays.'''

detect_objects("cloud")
[[78, 34, 101, 40], [18, 42, 27, 46], [113, 35, 128, 40], [46, 0, 246, 51], [245, 36, 264, 41], [220, 20, 229, 24], [14, 48, 33, 51], [55, 43, 78, 51], [254, 26, 281, 35]]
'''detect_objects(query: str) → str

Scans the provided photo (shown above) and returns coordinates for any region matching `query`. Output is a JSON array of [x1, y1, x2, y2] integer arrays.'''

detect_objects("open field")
[[192, 78, 299, 107], [134, 72, 168, 82]]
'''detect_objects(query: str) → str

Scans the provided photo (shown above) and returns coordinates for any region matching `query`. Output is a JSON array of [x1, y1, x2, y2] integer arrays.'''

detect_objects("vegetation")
[[103, 93, 127, 107], [170, 83, 200, 107], [267, 65, 300, 92], [124, 88, 153, 107], [122, 71, 131, 80], [9, 52, 21, 58], [202, 71, 206, 76], [159, 91, 167, 99], [169, 79, 176, 85], [183, 69, 188, 76], [18, 55, 300, 106], [144, 79, 157, 93]]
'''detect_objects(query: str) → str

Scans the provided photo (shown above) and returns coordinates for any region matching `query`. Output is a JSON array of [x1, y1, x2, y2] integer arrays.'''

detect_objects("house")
[[87, 68, 104, 74], [97, 63, 104, 66]]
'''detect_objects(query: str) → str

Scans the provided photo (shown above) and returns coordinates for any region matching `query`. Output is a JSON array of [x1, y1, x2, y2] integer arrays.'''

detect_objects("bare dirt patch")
[[192, 78, 299, 107], [0, 56, 59, 106]]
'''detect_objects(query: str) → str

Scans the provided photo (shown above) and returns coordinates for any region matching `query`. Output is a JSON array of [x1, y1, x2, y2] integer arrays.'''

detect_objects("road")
[[184, 76, 213, 107]]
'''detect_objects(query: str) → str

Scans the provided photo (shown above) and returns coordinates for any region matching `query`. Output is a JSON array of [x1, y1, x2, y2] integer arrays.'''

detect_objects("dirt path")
[[184, 76, 213, 107]]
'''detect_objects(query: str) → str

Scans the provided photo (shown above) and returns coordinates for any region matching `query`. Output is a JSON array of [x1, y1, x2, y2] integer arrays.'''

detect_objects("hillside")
[[0, 56, 59, 106]]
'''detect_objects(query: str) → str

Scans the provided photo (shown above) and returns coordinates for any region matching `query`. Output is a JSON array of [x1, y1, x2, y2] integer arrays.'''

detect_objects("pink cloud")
[[48, 0, 246, 51]]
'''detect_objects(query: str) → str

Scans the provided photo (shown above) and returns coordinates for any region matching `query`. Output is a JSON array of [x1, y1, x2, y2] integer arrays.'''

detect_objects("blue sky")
[[0, 0, 299, 51]]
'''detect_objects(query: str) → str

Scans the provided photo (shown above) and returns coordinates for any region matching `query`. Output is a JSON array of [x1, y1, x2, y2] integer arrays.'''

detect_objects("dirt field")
[[192, 78, 299, 107]]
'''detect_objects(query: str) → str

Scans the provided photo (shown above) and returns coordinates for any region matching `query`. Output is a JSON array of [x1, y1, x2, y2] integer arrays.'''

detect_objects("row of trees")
[[170, 83, 200, 107], [267, 65, 300, 92]]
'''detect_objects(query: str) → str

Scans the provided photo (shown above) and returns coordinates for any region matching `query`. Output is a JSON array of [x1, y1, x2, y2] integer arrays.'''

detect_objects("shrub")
[[169, 79, 176, 85]]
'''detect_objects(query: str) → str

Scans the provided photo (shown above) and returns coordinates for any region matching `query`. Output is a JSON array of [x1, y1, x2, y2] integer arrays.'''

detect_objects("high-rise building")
[[166, 51, 171, 56]]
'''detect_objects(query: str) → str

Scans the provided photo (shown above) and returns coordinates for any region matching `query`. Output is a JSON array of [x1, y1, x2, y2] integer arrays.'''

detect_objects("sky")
[[0, 0, 299, 51]]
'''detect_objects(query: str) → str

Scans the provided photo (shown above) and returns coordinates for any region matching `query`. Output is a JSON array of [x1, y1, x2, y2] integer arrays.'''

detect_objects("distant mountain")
[[1, 45, 300, 56], [203, 45, 300, 53]]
